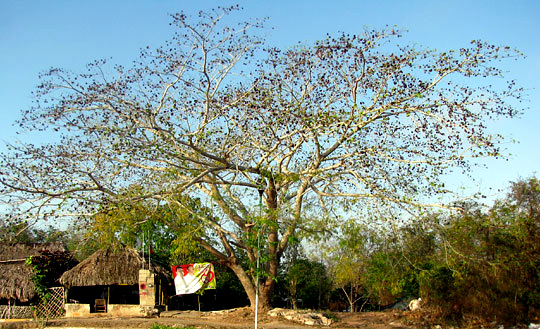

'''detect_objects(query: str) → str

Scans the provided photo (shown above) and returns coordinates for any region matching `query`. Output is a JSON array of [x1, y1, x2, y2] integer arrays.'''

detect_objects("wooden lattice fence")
[[34, 287, 65, 319]]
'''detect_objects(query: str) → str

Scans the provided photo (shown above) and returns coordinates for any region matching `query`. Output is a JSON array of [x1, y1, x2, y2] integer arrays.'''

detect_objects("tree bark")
[[224, 251, 275, 311]]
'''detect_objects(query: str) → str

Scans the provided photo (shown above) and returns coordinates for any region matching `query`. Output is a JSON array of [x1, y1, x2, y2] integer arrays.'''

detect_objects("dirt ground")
[[7, 308, 420, 329]]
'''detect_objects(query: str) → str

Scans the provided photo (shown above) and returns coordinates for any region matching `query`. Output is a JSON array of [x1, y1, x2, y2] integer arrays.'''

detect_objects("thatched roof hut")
[[59, 247, 172, 288], [0, 242, 66, 302]]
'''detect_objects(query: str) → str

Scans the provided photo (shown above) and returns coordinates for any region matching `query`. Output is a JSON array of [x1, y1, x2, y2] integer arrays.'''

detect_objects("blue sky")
[[1, 0, 539, 203]]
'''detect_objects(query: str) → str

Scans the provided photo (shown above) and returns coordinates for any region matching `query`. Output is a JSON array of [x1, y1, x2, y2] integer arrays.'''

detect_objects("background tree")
[[273, 255, 330, 310], [345, 177, 540, 325], [328, 221, 373, 312], [425, 177, 540, 324], [0, 218, 41, 244], [0, 217, 66, 244], [0, 6, 524, 309], [83, 193, 207, 261]]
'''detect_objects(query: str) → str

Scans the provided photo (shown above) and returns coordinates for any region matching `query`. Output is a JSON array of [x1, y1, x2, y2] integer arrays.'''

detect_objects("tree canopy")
[[0, 6, 524, 308]]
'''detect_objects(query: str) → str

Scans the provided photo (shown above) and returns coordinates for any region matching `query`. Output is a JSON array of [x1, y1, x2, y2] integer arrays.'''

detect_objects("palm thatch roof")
[[59, 247, 172, 289], [0, 242, 66, 302]]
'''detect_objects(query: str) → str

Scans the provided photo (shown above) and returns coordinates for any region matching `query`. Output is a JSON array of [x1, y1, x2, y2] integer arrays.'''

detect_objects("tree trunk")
[[204, 176, 282, 312], [290, 279, 298, 310], [350, 285, 355, 312], [342, 286, 356, 313], [259, 284, 274, 311], [227, 263, 256, 305], [260, 177, 279, 310], [227, 262, 275, 311]]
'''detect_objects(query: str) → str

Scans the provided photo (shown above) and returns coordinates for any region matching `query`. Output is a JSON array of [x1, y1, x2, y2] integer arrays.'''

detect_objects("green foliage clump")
[[350, 177, 540, 325], [272, 253, 331, 310], [424, 179, 540, 324], [288, 258, 330, 309], [84, 193, 209, 265]]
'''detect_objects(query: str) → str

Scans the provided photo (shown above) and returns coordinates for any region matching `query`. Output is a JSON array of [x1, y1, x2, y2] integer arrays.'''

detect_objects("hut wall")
[[138, 269, 155, 306], [108, 304, 144, 316], [0, 305, 33, 319], [65, 303, 149, 317], [65, 303, 90, 318]]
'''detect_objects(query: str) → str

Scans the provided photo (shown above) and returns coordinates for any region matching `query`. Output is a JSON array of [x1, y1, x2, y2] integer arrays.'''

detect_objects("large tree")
[[0, 7, 524, 309]]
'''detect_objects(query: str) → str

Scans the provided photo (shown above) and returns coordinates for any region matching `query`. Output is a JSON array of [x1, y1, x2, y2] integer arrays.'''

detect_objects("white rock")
[[408, 298, 422, 311], [268, 308, 333, 326]]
